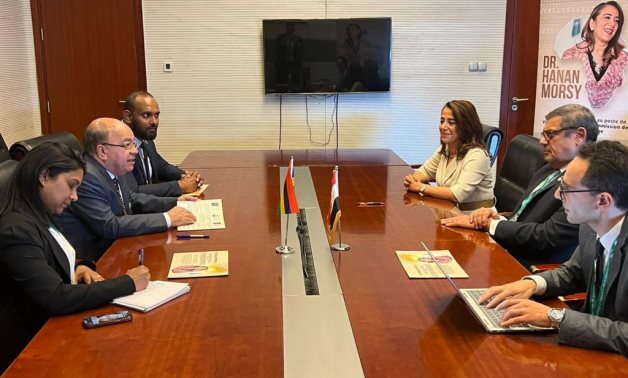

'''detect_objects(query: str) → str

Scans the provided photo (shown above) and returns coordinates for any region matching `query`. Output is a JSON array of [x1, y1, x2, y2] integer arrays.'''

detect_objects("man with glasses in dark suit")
[[479, 141, 628, 356], [442, 104, 599, 268], [57, 118, 196, 261]]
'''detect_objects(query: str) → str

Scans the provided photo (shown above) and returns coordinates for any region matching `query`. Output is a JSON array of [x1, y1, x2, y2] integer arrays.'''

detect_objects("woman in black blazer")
[[0, 142, 151, 373]]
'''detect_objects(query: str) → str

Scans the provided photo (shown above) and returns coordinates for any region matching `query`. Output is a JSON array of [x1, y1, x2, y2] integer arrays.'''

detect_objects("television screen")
[[263, 18, 392, 94]]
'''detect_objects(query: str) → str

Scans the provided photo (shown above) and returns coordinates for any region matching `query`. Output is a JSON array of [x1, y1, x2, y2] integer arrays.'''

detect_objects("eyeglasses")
[[101, 142, 138, 151], [557, 177, 600, 201], [540, 126, 578, 141]]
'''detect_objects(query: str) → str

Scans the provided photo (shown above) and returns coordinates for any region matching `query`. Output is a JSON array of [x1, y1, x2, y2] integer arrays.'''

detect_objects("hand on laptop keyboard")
[[495, 298, 553, 328], [478, 280, 537, 308]]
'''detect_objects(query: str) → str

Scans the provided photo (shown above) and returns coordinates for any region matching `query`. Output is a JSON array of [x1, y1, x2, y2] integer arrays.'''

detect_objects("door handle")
[[512, 97, 529, 103]]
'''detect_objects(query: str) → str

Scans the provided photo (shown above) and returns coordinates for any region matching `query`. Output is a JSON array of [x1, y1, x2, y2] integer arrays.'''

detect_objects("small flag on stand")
[[328, 166, 350, 251], [280, 156, 299, 214], [327, 167, 341, 242], [276, 157, 299, 255]]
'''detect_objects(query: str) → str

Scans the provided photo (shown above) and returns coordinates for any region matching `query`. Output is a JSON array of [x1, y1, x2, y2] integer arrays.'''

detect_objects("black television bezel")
[[262, 17, 392, 95]]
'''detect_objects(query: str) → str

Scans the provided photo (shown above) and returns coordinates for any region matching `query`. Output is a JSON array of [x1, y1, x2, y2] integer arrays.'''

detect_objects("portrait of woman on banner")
[[561, 1, 628, 108]]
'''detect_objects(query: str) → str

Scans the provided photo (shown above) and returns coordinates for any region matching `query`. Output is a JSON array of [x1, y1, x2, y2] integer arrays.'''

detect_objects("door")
[[31, 0, 146, 141], [498, 0, 541, 168]]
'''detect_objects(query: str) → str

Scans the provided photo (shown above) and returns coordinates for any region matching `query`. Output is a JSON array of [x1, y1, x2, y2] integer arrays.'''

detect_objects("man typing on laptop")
[[479, 141, 628, 356]]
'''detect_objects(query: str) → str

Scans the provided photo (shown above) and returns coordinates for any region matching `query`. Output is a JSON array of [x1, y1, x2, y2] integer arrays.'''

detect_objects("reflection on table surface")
[[5, 149, 628, 377]]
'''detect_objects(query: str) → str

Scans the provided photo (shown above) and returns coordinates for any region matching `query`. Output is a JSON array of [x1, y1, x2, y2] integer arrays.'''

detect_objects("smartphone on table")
[[82, 310, 133, 329]]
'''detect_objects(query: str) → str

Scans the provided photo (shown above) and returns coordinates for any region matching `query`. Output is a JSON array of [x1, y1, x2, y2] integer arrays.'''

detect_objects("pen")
[[138, 248, 144, 266], [176, 234, 210, 239], [357, 201, 386, 206]]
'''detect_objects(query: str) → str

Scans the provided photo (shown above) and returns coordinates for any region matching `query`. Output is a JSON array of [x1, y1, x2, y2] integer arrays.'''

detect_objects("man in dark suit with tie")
[[122, 91, 204, 197], [57, 118, 196, 261], [479, 140, 628, 356], [442, 104, 599, 268]]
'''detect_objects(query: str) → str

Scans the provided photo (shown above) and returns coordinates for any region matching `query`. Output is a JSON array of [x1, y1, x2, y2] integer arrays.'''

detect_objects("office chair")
[[0, 132, 9, 163], [408, 125, 504, 169], [494, 134, 545, 213], [0, 159, 18, 192], [9, 132, 82, 161], [481, 124, 504, 167]]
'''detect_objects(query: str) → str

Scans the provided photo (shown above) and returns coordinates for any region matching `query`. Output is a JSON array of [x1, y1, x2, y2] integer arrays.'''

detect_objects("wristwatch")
[[418, 184, 427, 196], [548, 308, 565, 329]]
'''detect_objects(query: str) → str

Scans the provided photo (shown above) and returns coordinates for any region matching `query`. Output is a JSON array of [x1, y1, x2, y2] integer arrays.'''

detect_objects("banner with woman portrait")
[[534, 0, 628, 142]]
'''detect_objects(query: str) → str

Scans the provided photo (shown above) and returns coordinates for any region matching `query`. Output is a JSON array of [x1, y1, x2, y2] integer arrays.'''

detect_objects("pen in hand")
[[138, 248, 144, 266]]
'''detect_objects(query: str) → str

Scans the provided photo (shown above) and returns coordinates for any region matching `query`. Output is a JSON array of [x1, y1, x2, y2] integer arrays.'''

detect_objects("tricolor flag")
[[327, 167, 341, 242], [280, 157, 300, 214]]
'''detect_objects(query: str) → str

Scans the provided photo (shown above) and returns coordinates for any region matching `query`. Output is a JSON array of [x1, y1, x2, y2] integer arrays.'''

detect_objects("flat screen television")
[[263, 18, 392, 94]]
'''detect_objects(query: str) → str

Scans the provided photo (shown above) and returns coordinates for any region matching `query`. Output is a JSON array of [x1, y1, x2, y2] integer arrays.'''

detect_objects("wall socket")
[[468, 62, 488, 72], [163, 62, 173, 72]]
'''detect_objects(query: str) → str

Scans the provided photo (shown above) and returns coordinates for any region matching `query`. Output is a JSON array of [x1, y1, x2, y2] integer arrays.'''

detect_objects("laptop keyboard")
[[465, 289, 531, 329]]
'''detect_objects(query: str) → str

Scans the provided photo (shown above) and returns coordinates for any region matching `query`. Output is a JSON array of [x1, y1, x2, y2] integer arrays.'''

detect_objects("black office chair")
[[0, 132, 9, 163], [494, 134, 545, 213], [481, 124, 504, 167], [9, 132, 82, 161], [0, 159, 18, 192]]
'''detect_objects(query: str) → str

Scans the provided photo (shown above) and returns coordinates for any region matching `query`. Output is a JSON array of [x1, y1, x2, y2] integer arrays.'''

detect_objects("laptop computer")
[[420, 241, 554, 334]]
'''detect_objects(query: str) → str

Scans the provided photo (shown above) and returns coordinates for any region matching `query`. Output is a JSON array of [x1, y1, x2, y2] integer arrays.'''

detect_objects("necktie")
[[594, 238, 605, 294], [112, 177, 128, 215], [510, 170, 562, 221], [140, 142, 152, 184]]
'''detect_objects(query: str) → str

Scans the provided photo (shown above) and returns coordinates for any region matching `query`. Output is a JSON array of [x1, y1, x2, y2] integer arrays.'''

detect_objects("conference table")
[[4, 149, 627, 377]]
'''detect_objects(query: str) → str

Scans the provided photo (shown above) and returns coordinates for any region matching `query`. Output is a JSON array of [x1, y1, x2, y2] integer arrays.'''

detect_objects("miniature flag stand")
[[276, 156, 299, 254], [328, 166, 350, 251]]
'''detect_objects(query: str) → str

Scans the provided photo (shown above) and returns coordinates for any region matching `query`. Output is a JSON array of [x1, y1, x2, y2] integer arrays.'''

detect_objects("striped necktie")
[[510, 170, 562, 222], [139, 142, 152, 184], [112, 177, 128, 215]]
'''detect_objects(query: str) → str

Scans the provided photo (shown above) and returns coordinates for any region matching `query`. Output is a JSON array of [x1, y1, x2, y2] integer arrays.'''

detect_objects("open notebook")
[[113, 281, 190, 312]]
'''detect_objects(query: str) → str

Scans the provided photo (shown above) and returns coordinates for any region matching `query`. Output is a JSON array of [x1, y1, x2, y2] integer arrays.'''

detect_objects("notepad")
[[112, 281, 190, 312], [167, 251, 229, 279]]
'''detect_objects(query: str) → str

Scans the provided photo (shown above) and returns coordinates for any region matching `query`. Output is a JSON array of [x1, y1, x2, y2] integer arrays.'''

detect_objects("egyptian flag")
[[327, 167, 341, 241], [280, 157, 300, 214]]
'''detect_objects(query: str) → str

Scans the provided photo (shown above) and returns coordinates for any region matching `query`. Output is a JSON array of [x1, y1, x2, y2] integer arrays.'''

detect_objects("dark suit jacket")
[[493, 164, 579, 268], [538, 219, 628, 356], [0, 211, 135, 372], [129, 139, 184, 197], [57, 154, 178, 261]]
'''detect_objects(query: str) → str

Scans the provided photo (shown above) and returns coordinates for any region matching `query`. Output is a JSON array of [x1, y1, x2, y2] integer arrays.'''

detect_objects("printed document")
[[177, 199, 225, 231], [168, 251, 229, 279], [396, 250, 469, 278], [189, 184, 209, 197]]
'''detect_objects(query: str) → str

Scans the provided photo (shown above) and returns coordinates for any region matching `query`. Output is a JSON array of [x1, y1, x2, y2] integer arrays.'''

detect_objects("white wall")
[[0, 0, 41, 148], [0, 1, 507, 164], [143, 0, 507, 164]]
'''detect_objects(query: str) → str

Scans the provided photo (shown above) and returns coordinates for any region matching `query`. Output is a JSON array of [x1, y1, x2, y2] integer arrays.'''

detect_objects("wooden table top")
[[180, 148, 408, 169], [5, 149, 628, 377]]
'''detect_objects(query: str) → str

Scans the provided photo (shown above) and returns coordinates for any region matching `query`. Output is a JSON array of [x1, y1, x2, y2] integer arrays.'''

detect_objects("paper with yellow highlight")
[[395, 250, 468, 279], [168, 251, 229, 279], [188, 184, 209, 197]]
